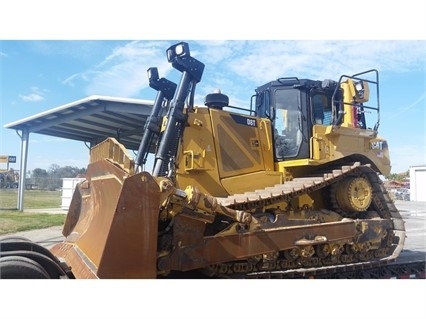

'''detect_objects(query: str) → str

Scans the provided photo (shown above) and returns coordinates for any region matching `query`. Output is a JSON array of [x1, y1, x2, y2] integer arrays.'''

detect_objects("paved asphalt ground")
[[391, 200, 426, 263], [1, 200, 425, 259]]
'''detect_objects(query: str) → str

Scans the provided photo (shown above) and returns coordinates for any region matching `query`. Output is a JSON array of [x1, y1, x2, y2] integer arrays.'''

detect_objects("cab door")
[[273, 88, 310, 160]]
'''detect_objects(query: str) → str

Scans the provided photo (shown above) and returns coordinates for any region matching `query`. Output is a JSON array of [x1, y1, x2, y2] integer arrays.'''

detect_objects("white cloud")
[[61, 41, 177, 97], [176, 40, 425, 109], [19, 93, 44, 102], [62, 73, 80, 87], [383, 92, 426, 121], [0, 51, 6, 58], [18, 87, 46, 102], [205, 41, 425, 86], [59, 40, 424, 103]]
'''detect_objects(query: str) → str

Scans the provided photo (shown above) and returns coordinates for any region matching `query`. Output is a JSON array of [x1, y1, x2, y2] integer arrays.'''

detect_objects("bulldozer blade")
[[50, 160, 161, 279]]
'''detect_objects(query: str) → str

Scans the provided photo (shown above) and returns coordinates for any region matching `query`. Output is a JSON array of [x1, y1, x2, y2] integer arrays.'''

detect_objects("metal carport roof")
[[5, 95, 154, 150], [4, 95, 154, 210]]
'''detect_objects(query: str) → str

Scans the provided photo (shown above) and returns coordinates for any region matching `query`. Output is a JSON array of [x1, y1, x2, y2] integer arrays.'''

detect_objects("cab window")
[[312, 94, 332, 125], [274, 89, 302, 158]]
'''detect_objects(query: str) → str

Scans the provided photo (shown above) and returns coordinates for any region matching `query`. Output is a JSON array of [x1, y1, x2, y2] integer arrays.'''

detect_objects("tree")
[[47, 164, 86, 190], [31, 168, 48, 189], [30, 165, 86, 190], [386, 170, 409, 181]]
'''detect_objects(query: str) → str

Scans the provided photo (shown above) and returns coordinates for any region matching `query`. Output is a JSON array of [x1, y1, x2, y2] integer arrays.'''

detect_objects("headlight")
[[166, 42, 190, 62], [175, 43, 184, 56], [147, 67, 159, 82], [354, 80, 365, 99]]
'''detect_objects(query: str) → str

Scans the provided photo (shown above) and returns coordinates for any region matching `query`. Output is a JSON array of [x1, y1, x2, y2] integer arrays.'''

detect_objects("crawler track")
[[205, 162, 406, 279]]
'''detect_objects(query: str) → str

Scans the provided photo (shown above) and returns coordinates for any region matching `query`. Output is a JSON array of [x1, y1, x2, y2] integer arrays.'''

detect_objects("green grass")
[[0, 211, 66, 235], [0, 189, 61, 209], [0, 189, 66, 235]]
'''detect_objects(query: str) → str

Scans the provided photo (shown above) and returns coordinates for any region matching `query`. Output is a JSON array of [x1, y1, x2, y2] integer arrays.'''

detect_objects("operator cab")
[[254, 70, 379, 162], [255, 78, 337, 161]]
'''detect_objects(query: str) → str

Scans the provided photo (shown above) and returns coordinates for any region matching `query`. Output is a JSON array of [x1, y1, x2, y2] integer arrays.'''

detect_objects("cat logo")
[[8, 156, 17, 163], [370, 141, 384, 150]]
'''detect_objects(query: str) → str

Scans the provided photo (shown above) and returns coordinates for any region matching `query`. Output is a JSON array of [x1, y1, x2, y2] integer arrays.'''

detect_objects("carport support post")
[[17, 129, 29, 211]]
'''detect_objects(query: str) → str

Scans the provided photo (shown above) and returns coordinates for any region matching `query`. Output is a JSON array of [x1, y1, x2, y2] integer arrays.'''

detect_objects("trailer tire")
[[0, 236, 32, 243], [0, 256, 51, 279]]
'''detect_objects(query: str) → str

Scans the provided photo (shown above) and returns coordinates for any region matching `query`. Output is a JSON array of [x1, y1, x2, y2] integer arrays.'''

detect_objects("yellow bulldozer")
[[0, 42, 405, 279]]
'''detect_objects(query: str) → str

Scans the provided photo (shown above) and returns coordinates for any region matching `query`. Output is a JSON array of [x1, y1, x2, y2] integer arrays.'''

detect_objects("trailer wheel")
[[0, 236, 32, 243], [0, 256, 51, 279]]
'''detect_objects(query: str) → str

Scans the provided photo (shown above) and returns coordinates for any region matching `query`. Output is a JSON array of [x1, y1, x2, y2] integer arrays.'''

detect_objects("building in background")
[[61, 177, 85, 210], [409, 165, 426, 202]]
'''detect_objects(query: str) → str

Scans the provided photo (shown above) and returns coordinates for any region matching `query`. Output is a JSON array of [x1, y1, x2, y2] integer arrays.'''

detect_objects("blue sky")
[[0, 1, 425, 177], [1, 40, 424, 174]]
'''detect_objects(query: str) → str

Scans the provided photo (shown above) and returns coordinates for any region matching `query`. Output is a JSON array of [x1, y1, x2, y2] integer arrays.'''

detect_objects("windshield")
[[274, 89, 302, 158]]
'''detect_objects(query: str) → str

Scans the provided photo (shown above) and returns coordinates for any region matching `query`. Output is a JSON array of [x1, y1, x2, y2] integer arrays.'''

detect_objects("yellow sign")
[[0, 155, 16, 163]]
